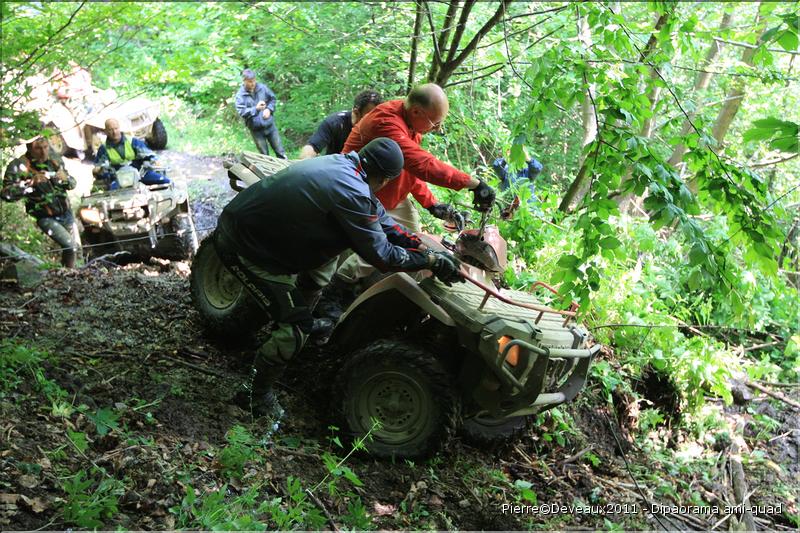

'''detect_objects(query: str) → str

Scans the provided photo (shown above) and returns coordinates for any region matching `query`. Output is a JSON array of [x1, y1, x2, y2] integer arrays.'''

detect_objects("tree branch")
[[445, 65, 505, 86], [450, 0, 510, 68], [714, 37, 800, 56], [751, 152, 799, 168], [12, 2, 86, 71], [444, 0, 476, 66]]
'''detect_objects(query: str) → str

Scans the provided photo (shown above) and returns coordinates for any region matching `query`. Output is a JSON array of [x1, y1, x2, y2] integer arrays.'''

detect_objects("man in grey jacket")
[[234, 69, 286, 158]]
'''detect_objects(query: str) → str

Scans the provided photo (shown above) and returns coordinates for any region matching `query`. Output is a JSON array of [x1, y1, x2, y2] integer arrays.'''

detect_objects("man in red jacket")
[[319, 83, 495, 319]]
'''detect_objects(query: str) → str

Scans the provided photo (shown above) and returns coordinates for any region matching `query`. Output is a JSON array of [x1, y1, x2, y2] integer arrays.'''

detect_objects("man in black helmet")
[[213, 137, 464, 416]]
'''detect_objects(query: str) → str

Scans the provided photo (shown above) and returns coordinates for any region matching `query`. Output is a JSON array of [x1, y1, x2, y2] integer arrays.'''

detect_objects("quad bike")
[[23, 69, 167, 158], [191, 152, 599, 458], [78, 163, 198, 260]]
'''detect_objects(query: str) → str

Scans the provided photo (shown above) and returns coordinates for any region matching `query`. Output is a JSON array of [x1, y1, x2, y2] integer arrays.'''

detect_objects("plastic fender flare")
[[339, 272, 455, 327]]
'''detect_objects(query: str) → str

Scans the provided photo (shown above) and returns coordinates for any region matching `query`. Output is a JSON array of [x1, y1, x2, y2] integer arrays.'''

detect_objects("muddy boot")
[[314, 275, 358, 321], [233, 359, 285, 420]]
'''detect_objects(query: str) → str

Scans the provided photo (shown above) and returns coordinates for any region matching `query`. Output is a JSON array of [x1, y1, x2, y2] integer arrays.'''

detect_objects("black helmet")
[[359, 137, 404, 179]]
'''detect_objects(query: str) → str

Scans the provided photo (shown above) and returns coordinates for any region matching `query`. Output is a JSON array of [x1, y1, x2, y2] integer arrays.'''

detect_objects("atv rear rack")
[[461, 271, 579, 327]]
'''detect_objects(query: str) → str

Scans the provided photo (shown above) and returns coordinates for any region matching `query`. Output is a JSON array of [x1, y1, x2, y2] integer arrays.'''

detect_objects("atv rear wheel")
[[190, 238, 264, 337], [338, 340, 460, 459], [461, 415, 528, 446], [146, 118, 168, 150]]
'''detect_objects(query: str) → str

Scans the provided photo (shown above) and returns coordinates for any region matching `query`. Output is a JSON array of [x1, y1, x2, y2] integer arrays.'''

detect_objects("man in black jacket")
[[2, 137, 81, 267], [299, 90, 382, 159], [214, 137, 462, 416]]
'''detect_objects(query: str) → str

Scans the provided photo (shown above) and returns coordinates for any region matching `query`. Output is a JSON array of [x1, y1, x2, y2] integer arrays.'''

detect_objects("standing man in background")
[[235, 69, 286, 158], [299, 90, 383, 159]]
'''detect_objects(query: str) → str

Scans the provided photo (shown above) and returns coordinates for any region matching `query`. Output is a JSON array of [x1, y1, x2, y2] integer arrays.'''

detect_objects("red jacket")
[[341, 99, 472, 210]]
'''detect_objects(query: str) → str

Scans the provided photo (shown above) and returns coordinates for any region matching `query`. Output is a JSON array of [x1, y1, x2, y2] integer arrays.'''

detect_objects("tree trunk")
[[425, 0, 510, 86], [558, 13, 596, 213], [407, 0, 425, 93], [686, 4, 768, 193], [616, 10, 674, 213], [668, 12, 734, 169], [426, 0, 460, 83]]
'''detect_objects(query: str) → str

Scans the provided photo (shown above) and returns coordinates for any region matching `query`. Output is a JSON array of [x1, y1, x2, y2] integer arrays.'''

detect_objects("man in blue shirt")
[[234, 69, 286, 158], [93, 118, 169, 190], [492, 156, 543, 215]]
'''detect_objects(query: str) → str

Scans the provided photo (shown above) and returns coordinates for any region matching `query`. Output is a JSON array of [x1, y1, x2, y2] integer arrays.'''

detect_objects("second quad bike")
[[24, 69, 167, 157], [191, 152, 599, 458], [78, 164, 198, 260]]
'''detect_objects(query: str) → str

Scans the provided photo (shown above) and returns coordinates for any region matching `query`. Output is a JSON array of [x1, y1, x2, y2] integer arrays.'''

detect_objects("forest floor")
[[1, 151, 797, 531]]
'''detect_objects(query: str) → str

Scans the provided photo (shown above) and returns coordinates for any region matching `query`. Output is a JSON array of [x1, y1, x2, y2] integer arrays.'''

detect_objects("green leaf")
[[341, 466, 364, 487], [770, 136, 799, 153], [688, 243, 707, 266], [743, 127, 776, 143], [557, 255, 580, 268], [776, 30, 799, 52], [599, 237, 621, 249], [87, 407, 120, 437], [752, 117, 795, 129], [67, 430, 88, 453]]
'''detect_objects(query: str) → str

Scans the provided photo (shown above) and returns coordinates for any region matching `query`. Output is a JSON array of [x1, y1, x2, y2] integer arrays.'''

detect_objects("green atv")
[[191, 152, 599, 458]]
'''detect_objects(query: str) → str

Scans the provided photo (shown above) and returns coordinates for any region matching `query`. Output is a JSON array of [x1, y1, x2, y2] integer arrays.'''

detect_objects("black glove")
[[427, 203, 465, 231], [471, 179, 496, 212], [428, 251, 464, 286]]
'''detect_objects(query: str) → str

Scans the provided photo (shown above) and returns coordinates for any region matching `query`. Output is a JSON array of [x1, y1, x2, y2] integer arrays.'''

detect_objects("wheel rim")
[[355, 370, 433, 445], [203, 252, 244, 310]]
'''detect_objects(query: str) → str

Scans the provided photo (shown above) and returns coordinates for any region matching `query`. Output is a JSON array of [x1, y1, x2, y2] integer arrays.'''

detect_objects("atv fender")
[[333, 272, 455, 349]]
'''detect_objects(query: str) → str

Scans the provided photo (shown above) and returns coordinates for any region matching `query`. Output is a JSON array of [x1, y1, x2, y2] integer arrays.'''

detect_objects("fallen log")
[[746, 381, 800, 410]]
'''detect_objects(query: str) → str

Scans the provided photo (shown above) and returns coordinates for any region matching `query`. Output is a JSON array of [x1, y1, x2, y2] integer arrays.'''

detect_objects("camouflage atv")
[[78, 164, 198, 260], [191, 152, 598, 458]]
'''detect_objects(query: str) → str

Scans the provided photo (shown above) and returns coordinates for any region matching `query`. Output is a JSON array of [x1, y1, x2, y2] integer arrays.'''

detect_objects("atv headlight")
[[79, 207, 103, 225], [498, 335, 520, 367]]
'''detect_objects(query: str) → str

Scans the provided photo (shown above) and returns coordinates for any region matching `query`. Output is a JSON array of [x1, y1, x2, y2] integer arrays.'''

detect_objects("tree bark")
[[668, 12, 734, 169], [616, 10, 674, 213], [558, 10, 597, 213], [686, 4, 768, 193], [407, 0, 425, 93]]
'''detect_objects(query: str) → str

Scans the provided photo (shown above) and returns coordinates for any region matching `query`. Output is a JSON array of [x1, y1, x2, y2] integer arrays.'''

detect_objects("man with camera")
[[234, 69, 287, 158], [2, 136, 81, 267]]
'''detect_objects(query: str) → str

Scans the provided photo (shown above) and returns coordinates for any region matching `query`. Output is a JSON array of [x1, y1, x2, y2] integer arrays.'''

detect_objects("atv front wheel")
[[338, 340, 460, 459], [146, 118, 168, 150], [461, 415, 528, 446], [190, 238, 264, 337], [157, 211, 199, 260]]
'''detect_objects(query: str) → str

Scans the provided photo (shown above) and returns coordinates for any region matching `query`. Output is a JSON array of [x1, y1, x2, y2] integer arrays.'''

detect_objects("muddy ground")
[[0, 151, 797, 530]]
